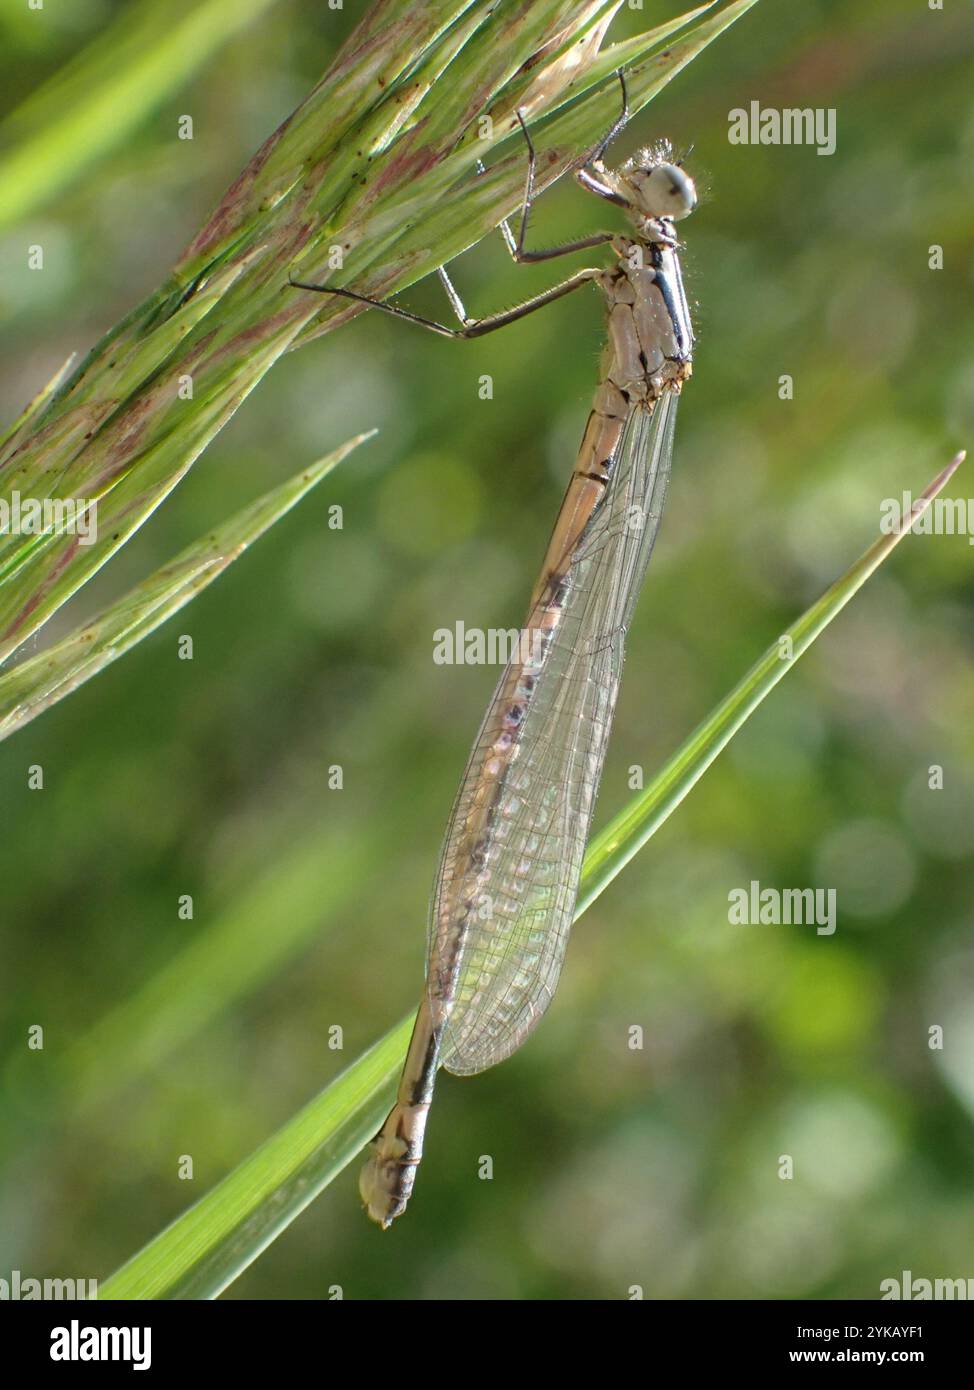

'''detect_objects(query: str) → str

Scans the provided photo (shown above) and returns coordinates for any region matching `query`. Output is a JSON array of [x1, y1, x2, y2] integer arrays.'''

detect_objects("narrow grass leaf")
[[98, 1020, 410, 1300], [0, 431, 372, 739], [0, 0, 286, 230], [578, 451, 967, 910]]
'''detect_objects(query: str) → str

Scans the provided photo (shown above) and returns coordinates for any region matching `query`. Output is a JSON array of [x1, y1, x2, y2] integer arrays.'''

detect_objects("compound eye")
[[640, 163, 697, 220]]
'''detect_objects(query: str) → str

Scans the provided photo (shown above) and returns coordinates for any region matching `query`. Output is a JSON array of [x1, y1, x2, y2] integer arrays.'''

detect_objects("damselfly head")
[[618, 150, 697, 222]]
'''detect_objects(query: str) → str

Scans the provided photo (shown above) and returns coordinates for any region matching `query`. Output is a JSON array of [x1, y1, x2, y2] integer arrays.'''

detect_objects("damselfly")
[[292, 76, 696, 1226]]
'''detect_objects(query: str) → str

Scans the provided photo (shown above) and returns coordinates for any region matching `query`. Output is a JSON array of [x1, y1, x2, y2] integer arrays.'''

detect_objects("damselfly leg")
[[289, 73, 633, 336]]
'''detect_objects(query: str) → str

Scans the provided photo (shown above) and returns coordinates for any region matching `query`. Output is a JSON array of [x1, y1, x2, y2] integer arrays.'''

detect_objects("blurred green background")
[[1, 0, 973, 1300]]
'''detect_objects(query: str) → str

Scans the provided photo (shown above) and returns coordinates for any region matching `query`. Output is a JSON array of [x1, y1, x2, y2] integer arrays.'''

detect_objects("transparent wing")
[[432, 390, 678, 1076]]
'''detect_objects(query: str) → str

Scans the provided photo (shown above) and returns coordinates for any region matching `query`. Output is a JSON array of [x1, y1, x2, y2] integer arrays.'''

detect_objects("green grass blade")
[[0, 354, 77, 454], [577, 451, 967, 912], [53, 825, 375, 1116], [96, 450, 963, 1299], [0, 0, 285, 231], [0, 430, 372, 741], [98, 1020, 410, 1300]]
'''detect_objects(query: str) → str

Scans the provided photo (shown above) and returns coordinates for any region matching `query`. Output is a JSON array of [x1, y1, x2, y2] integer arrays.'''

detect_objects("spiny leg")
[[502, 68, 630, 264], [289, 71, 630, 335], [288, 267, 600, 339], [592, 68, 631, 161], [433, 75, 629, 319], [437, 264, 469, 326], [576, 71, 634, 209]]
